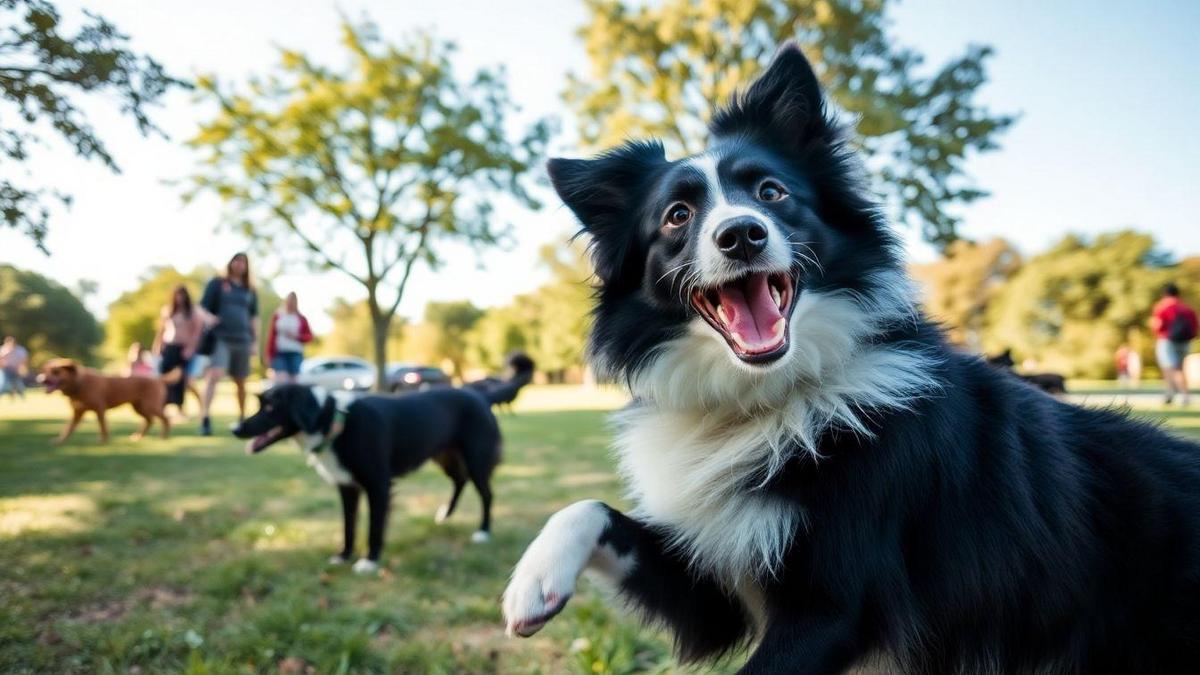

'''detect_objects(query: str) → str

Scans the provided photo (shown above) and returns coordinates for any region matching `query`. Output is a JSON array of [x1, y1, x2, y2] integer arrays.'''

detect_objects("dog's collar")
[[308, 387, 351, 455], [310, 408, 345, 454]]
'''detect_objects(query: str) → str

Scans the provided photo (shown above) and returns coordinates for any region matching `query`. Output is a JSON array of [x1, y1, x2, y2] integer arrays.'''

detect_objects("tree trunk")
[[371, 317, 389, 392], [366, 289, 390, 392]]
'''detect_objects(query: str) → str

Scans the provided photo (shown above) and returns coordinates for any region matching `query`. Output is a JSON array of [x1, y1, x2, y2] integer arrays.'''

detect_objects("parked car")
[[386, 363, 451, 393], [297, 356, 376, 391]]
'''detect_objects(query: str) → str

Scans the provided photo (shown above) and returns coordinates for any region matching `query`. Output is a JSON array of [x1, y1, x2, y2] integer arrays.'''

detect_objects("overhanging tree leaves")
[[566, 0, 1014, 249], [186, 19, 549, 389], [0, 0, 187, 250]]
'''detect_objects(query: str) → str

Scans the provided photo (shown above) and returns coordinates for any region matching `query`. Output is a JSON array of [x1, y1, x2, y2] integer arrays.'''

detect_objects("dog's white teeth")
[[717, 304, 731, 327], [770, 284, 782, 308], [731, 332, 749, 350], [772, 318, 786, 338]]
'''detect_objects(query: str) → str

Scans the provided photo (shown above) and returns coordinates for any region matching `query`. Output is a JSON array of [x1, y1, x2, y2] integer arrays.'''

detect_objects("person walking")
[[198, 253, 259, 435], [1150, 283, 1198, 406], [153, 285, 206, 417], [265, 292, 312, 384], [0, 336, 29, 400]]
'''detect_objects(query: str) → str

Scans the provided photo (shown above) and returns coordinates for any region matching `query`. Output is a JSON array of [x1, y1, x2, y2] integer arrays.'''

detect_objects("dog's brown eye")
[[758, 181, 787, 202], [663, 203, 693, 229]]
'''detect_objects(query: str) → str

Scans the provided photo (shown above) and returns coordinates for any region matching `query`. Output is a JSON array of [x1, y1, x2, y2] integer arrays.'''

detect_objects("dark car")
[[385, 363, 451, 393]]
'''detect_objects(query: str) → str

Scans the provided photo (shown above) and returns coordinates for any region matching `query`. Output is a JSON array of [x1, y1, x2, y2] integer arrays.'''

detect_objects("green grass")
[[1, 383, 1198, 674]]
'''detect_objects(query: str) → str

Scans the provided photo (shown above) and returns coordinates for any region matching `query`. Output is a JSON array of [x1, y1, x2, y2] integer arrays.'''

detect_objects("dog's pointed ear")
[[710, 42, 831, 151], [548, 140, 667, 283]]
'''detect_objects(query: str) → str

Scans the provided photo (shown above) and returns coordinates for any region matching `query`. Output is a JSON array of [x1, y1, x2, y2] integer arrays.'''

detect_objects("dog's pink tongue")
[[715, 273, 784, 352]]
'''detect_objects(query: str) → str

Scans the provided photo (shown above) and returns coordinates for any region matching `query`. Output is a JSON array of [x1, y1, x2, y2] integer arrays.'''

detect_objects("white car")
[[296, 356, 376, 391]]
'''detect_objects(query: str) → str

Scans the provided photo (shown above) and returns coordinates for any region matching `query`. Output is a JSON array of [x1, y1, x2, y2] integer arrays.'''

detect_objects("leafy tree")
[[464, 238, 594, 380], [103, 266, 208, 364], [0, 0, 186, 250], [523, 241, 594, 379], [316, 297, 406, 360], [984, 231, 1174, 378], [187, 18, 549, 389], [566, 0, 1013, 248], [466, 305, 531, 372], [105, 266, 281, 371], [414, 301, 483, 379], [911, 238, 1021, 349], [0, 264, 102, 364]]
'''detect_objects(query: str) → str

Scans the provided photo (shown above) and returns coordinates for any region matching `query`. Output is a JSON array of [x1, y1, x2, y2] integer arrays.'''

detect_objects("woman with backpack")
[[197, 252, 259, 435], [1151, 282, 1199, 406]]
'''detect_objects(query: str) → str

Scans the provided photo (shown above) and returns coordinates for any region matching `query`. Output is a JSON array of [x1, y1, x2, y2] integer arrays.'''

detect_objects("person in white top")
[[0, 335, 29, 400], [266, 292, 312, 384]]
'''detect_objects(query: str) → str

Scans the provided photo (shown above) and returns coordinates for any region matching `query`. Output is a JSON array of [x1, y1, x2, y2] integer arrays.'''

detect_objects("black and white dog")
[[233, 384, 502, 573], [502, 43, 1200, 673]]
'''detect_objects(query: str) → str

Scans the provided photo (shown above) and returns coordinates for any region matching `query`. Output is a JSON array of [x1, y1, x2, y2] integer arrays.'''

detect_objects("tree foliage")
[[465, 239, 594, 380], [405, 301, 483, 379], [0, 0, 186, 250], [566, 0, 1013, 248], [316, 297, 406, 361], [187, 17, 548, 389], [911, 238, 1020, 349], [0, 264, 102, 364], [984, 231, 1186, 378]]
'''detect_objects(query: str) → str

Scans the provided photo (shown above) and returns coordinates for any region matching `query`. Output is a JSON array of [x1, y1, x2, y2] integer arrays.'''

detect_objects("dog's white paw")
[[471, 530, 491, 544], [327, 554, 350, 566], [502, 500, 609, 637], [351, 558, 379, 575], [435, 503, 451, 524]]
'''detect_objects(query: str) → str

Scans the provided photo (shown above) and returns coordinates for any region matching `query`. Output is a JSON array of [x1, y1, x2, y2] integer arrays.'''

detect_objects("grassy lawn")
[[2, 383, 1198, 674]]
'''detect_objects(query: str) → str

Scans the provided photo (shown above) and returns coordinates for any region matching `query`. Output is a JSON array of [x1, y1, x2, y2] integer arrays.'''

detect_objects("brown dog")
[[39, 358, 181, 443]]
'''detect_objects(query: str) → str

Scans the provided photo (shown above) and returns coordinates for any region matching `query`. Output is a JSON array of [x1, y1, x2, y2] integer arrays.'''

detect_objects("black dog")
[[465, 352, 536, 412], [502, 43, 1200, 673], [987, 348, 1069, 394], [234, 384, 502, 573]]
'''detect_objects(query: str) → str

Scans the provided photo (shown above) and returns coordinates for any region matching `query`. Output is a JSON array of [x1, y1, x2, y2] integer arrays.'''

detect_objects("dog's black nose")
[[713, 218, 768, 262]]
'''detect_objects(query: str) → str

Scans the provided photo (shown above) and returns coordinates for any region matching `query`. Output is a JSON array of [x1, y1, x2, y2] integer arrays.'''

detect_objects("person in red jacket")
[[1150, 283, 1198, 406], [266, 292, 313, 384]]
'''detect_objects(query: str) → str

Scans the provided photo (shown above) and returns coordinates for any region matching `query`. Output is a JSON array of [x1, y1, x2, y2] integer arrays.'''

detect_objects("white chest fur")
[[614, 404, 804, 581], [304, 445, 354, 486], [295, 430, 354, 486]]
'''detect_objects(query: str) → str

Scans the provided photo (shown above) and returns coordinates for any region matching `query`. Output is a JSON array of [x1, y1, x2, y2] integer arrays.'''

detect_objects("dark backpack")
[[1167, 306, 1198, 342]]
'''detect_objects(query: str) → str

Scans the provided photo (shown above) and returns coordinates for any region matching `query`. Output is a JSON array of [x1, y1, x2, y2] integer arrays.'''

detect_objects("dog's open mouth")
[[691, 271, 794, 364], [246, 426, 284, 454]]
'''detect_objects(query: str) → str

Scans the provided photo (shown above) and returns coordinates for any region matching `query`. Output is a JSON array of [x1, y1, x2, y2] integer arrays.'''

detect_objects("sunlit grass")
[[1, 383, 1197, 673]]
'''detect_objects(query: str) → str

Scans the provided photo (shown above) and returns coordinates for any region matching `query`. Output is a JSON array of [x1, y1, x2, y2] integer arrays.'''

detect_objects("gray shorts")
[[211, 339, 253, 379], [1156, 339, 1190, 370]]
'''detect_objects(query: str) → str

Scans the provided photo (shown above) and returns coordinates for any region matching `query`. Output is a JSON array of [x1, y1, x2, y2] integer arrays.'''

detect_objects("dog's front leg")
[[351, 483, 389, 574], [503, 500, 750, 662], [95, 409, 109, 443], [331, 484, 360, 565], [55, 408, 85, 444]]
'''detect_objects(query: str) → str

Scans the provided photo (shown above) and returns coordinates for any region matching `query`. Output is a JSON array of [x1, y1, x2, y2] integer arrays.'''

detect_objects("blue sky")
[[3, 0, 1197, 333]]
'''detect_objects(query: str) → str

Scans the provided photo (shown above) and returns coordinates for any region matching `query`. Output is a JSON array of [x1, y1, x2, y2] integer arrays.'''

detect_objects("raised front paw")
[[502, 500, 610, 637]]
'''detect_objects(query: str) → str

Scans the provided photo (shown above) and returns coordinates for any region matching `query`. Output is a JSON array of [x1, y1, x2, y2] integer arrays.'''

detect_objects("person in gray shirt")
[[198, 252, 259, 435]]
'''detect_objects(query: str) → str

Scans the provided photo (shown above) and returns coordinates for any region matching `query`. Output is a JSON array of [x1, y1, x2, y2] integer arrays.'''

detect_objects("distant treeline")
[[6, 230, 1196, 382]]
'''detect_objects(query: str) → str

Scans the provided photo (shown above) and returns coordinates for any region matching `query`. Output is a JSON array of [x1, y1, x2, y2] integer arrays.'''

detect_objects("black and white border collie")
[[502, 43, 1200, 673], [233, 384, 502, 574]]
